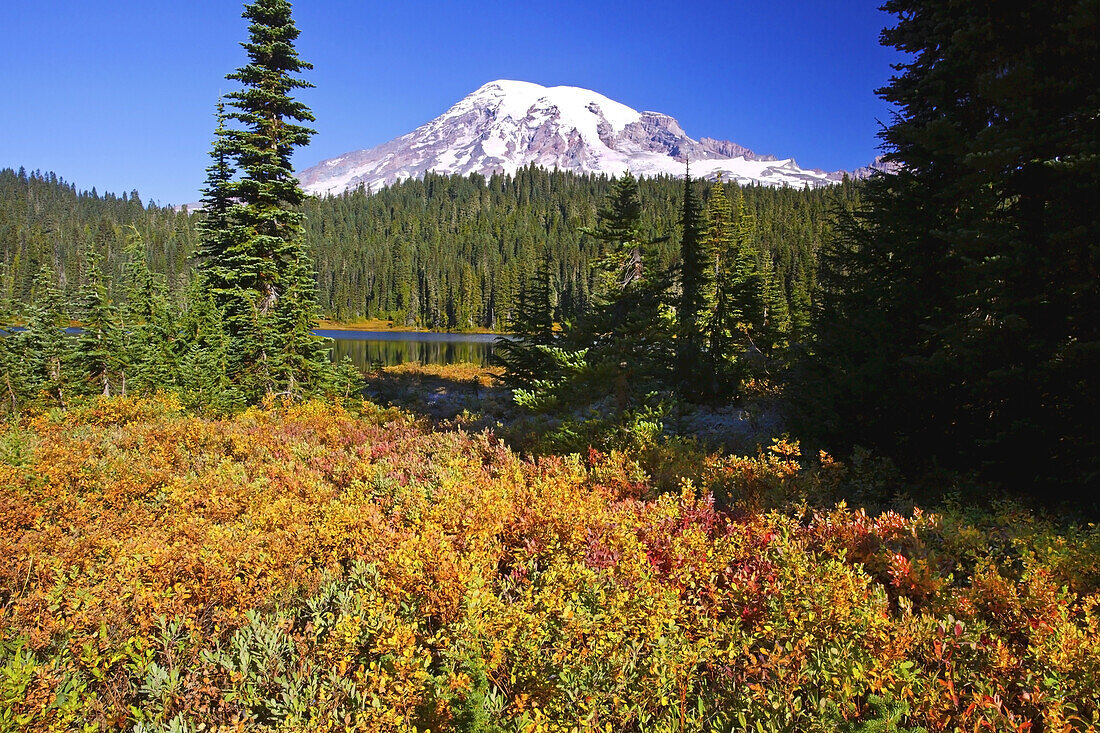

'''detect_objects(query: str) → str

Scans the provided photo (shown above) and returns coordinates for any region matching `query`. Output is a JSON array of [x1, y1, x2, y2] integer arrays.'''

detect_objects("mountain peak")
[[459, 80, 642, 142], [298, 80, 856, 196]]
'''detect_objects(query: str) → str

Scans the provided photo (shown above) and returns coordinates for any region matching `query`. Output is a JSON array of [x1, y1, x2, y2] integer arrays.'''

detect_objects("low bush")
[[1, 397, 1097, 731]]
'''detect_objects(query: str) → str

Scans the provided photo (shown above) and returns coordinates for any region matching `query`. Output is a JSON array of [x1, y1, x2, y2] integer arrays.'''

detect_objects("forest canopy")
[[0, 165, 858, 333]]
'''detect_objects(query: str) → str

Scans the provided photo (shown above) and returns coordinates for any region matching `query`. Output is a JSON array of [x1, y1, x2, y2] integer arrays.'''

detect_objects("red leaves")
[[582, 527, 620, 570], [889, 552, 914, 588], [2, 398, 1098, 730]]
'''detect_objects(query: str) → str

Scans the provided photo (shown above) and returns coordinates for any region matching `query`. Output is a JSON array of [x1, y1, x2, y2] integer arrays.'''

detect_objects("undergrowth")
[[1, 396, 1097, 731]]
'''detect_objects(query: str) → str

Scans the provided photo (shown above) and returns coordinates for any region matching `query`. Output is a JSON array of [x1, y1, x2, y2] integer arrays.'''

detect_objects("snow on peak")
[[469, 80, 640, 131], [298, 80, 856, 197], [457, 79, 641, 151]]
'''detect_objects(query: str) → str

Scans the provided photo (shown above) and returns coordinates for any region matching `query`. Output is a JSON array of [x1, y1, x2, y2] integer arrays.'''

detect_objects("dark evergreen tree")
[[787, 269, 812, 344], [493, 252, 557, 389], [702, 179, 734, 387], [675, 167, 711, 399], [584, 172, 646, 297], [576, 173, 674, 410], [268, 253, 328, 397], [175, 278, 243, 413], [0, 267, 24, 412], [758, 258, 791, 359], [194, 99, 236, 278], [703, 178, 734, 298], [805, 0, 1100, 502], [708, 186, 768, 392], [120, 229, 177, 393]]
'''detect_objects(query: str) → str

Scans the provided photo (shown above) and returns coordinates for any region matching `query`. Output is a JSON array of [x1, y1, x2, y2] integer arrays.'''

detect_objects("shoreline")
[[3, 319, 505, 336], [316, 318, 501, 335]]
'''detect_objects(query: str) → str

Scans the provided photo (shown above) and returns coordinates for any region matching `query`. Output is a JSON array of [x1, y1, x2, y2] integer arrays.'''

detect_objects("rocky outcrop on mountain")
[[850, 155, 900, 178], [698, 137, 775, 162]]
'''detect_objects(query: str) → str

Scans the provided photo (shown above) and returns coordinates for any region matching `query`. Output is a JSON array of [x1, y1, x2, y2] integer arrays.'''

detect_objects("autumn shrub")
[[1, 396, 1097, 731]]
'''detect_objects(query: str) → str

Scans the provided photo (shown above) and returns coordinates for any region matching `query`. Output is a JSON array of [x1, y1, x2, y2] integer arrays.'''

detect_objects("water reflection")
[[316, 330, 499, 371]]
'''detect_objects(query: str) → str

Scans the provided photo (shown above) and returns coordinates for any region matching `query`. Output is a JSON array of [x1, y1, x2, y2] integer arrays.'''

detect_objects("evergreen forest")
[[0, 166, 854, 332]]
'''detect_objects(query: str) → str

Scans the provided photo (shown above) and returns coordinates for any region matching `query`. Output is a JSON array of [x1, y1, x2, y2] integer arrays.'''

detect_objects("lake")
[[4, 326, 501, 372], [316, 329, 502, 370]]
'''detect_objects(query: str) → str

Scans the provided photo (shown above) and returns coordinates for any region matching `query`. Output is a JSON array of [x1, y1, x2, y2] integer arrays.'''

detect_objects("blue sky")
[[2, 1, 902, 205]]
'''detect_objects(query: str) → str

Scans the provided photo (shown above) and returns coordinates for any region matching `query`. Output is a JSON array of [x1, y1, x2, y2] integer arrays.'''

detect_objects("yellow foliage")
[[0, 398, 1097, 731]]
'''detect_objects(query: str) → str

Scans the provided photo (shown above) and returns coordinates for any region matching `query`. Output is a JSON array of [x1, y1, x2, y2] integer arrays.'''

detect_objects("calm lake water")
[[316, 329, 501, 370], [5, 327, 499, 372]]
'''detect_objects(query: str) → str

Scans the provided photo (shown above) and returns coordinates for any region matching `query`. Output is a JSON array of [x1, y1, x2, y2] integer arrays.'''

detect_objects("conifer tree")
[[196, 0, 325, 400], [703, 180, 733, 375], [675, 167, 711, 398], [787, 268, 812, 343], [268, 254, 327, 397], [493, 252, 557, 388], [194, 99, 236, 278], [577, 173, 673, 403], [120, 229, 177, 393], [0, 268, 24, 412], [758, 258, 791, 359], [726, 244, 766, 345], [74, 251, 124, 396], [22, 266, 72, 408], [706, 184, 786, 389], [704, 178, 734, 289], [585, 172, 646, 298], [175, 278, 242, 413], [806, 0, 1099, 500]]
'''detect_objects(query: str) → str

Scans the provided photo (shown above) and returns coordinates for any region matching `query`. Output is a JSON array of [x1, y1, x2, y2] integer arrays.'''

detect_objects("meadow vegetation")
[[2, 396, 1098, 731]]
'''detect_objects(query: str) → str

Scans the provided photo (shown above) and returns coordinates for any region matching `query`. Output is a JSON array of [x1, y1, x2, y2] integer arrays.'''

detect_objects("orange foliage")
[[1, 396, 1097, 731]]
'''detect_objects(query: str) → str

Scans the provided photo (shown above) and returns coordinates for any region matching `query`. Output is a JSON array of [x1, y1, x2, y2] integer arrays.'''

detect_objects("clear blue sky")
[[2, 0, 902, 206]]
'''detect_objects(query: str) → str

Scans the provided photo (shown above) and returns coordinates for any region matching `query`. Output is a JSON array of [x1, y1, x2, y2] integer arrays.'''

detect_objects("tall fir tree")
[[22, 266, 72, 408], [120, 229, 177, 393], [675, 166, 711, 399], [585, 172, 646, 298], [787, 267, 812, 344], [268, 252, 326, 396], [493, 252, 558, 389], [758, 258, 791, 359], [703, 179, 733, 385], [805, 0, 1099, 502], [175, 278, 243, 413], [576, 173, 673, 408], [708, 185, 768, 392], [194, 99, 236, 280], [704, 177, 734, 297], [197, 0, 327, 400], [0, 265, 25, 412], [73, 251, 124, 396]]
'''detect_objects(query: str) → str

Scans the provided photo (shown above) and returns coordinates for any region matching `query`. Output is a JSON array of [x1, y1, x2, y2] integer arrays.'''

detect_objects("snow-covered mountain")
[[299, 80, 860, 197]]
